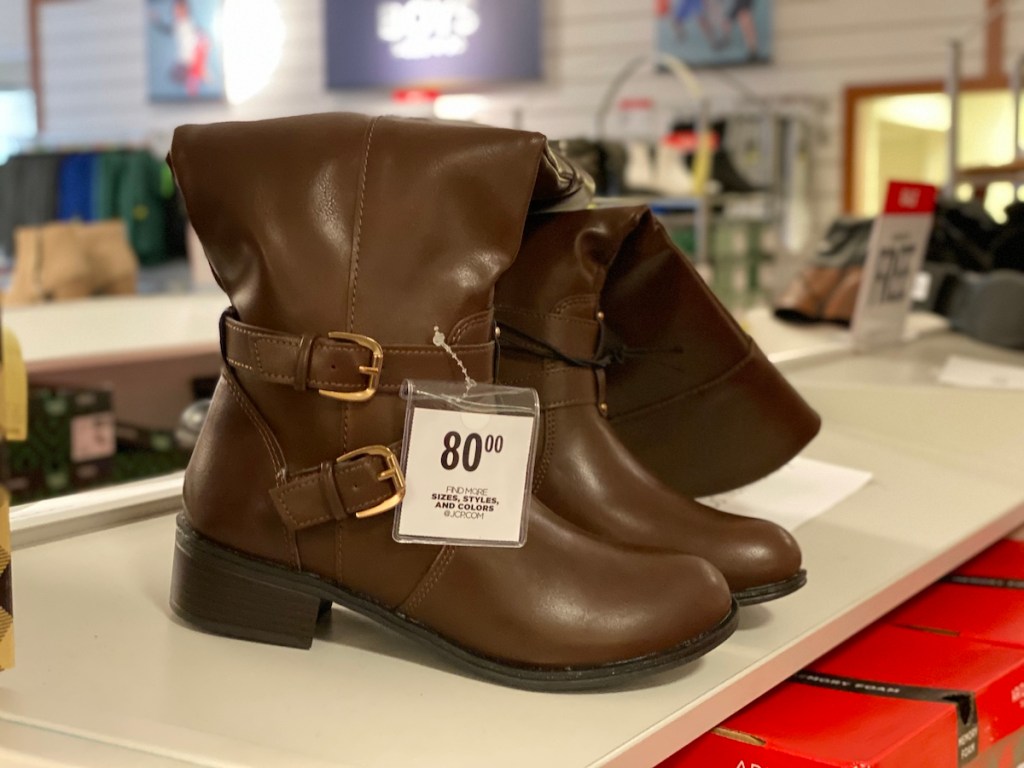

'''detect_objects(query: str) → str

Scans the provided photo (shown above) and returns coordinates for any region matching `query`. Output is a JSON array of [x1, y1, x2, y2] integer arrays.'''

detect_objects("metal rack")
[[946, 42, 1024, 195], [591, 54, 821, 307]]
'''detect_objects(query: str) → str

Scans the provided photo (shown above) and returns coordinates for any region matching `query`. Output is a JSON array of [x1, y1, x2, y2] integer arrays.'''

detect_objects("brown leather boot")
[[601, 209, 822, 498], [167, 113, 736, 690], [495, 206, 805, 604]]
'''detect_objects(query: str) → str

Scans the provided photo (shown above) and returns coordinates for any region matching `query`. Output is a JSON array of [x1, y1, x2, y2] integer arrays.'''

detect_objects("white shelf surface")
[[2, 330, 1024, 767], [3, 291, 226, 374]]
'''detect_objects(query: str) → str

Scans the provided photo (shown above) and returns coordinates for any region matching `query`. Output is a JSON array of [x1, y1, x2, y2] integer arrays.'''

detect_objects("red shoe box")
[[661, 624, 1024, 768], [886, 540, 1024, 651]]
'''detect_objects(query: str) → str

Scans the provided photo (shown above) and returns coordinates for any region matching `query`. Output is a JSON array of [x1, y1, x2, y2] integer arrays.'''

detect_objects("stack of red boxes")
[[662, 539, 1024, 768]]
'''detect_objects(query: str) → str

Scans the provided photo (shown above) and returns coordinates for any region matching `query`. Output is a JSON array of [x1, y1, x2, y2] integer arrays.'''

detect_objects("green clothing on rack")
[[93, 150, 168, 265]]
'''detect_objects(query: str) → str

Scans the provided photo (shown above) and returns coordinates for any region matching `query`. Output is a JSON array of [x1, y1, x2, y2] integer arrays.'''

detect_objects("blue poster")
[[147, 0, 225, 101], [656, 0, 773, 68]]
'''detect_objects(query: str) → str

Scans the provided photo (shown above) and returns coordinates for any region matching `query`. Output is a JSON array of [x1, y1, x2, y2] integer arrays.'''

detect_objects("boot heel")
[[170, 524, 328, 649]]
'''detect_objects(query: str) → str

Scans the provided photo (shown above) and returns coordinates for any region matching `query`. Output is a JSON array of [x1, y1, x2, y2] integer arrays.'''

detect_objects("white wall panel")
[[36, 0, 1018, 227]]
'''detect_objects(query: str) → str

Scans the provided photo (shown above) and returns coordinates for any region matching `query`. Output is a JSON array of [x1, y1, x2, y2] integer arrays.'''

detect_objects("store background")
[[0, 0, 1018, 229], [1, 2, 1024, 766]]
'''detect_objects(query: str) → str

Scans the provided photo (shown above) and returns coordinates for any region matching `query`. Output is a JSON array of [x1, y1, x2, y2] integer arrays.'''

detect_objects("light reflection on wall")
[[222, 0, 285, 105]]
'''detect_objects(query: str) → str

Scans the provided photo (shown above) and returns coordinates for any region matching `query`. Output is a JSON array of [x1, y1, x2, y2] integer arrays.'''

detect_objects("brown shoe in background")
[[167, 113, 737, 690], [496, 206, 805, 604]]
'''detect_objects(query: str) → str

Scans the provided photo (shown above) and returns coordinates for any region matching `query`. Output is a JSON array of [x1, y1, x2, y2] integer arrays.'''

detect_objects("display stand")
[[3, 321, 1024, 767], [3, 291, 225, 427]]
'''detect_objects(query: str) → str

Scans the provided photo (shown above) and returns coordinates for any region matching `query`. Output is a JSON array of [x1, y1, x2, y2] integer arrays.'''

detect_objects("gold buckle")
[[317, 332, 383, 402], [335, 445, 406, 518]]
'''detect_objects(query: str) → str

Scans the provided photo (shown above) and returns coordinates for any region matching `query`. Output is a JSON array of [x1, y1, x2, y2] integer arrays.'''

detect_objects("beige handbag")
[[6, 220, 138, 306]]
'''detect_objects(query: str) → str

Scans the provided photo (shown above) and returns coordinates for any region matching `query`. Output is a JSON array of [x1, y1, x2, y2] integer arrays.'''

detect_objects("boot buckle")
[[318, 332, 384, 402], [336, 445, 406, 518]]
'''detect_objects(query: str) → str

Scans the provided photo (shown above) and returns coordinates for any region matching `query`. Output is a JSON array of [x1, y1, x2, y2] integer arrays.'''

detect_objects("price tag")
[[394, 380, 538, 547], [851, 181, 936, 350]]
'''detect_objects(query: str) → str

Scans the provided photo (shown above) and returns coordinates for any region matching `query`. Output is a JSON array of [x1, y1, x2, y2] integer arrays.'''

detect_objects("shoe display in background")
[[551, 138, 628, 197], [495, 205, 805, 603], [773, 216, 872, 325], [674, 119, 765, 194], [168, 112, 737, 690], [5, 219, 139, 306]]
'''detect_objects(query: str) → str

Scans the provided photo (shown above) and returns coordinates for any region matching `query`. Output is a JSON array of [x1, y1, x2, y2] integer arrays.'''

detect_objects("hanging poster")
[[147, 0, 226, 101], [325, 0, 543, 90], [655, 0, 773, 67]]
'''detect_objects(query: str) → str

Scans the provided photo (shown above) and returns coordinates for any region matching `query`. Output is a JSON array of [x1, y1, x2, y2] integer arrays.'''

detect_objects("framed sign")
[[850, 181, 937, 350], [325, 0, 543, 90], [147, 0, 225, 101], [656, 0, 773, 68]]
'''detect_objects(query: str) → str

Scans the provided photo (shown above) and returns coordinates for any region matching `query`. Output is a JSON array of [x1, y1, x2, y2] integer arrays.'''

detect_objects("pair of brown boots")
[[6, 220, 139, 306], [168, 113, 820, 690]]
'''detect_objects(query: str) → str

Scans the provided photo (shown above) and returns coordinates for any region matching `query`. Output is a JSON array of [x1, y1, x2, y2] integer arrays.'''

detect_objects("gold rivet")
[[598, 402, 609, 416], [494, 326, 502, 339], [596, 310, 605, 321]]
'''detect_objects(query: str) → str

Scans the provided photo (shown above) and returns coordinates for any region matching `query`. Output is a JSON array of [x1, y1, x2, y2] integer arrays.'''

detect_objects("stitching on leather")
[[553, 294, 598, 314], [231, 325, 299, 347], [449, 313, 492, 344], [251, 336, 267, 376], [611, 341, 758, 423], [343, 117, 379, 454], [495, 306, 597, 326], [545, 397, 594, 409], [273, 484, 326, 529], [273, 455, 397, 535], [222, 374, 297, 566], [223, 375, 285, 474], [349, 116, 378, 333], [533, 405, 556, 489], [225, 356, 256, 372], [229, 359, 293, 383], [336, 522, 344, 584], [401, 546, 456, 614]]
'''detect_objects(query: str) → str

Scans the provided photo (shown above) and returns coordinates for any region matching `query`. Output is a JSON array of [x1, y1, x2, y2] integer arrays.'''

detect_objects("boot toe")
[[718, 518, 803, 597]]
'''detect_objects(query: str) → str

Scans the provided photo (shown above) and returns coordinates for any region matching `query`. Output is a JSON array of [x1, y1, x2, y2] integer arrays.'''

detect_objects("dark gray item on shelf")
[[947, 269, 1024, 350]]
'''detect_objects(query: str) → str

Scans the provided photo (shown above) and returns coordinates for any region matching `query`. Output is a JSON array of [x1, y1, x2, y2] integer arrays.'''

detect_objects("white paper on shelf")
[[937, 355, 1024, 391], [698, 457, 873, 532]]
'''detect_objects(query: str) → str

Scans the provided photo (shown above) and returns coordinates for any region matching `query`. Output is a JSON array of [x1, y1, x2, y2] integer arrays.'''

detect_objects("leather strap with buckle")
[[222, 315, 493, 401], [270, 445, 406, 530]]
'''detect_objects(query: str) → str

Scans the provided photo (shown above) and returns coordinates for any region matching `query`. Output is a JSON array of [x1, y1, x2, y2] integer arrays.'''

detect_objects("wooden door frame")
[[841, 0, 1009, 212], [841, 75, 1008, 213], [28, 0, 78, 133]]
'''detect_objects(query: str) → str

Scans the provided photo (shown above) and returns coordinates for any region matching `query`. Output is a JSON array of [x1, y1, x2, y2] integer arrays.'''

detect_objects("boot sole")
[[170, 514, 739, 691], [733, 570, 807, 607]]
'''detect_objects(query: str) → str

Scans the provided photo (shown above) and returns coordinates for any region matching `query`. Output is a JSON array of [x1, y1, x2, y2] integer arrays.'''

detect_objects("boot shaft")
[[171, 113, 589, 466], [495, 206, 647, 365], [170, 113, 587, 345]]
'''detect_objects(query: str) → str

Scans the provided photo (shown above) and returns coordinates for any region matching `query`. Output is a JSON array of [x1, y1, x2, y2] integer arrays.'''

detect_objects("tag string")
[[433, 326, 476, 395]]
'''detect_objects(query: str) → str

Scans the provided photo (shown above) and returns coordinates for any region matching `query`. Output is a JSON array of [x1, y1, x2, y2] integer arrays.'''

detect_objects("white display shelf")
[[2, 328, 1023, 768], [1, 295, 942, 375], [3, 291, 225, 374]]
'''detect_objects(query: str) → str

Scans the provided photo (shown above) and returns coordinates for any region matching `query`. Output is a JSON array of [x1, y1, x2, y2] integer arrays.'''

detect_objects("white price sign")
[[851, 181, 936, 350], [394, 403, 536, 547]]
